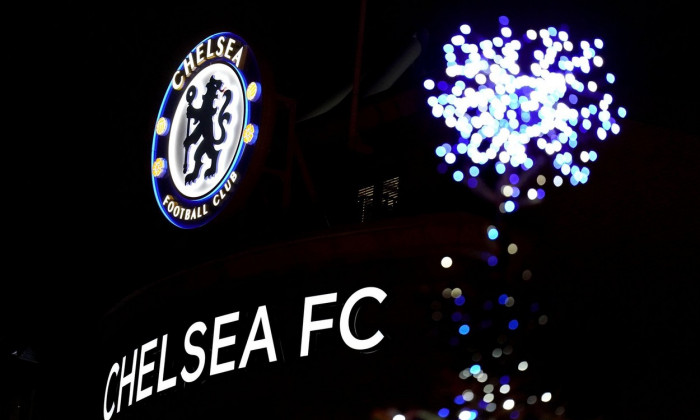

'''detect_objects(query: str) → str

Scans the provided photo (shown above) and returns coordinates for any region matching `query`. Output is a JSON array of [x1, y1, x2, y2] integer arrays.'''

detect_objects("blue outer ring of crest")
[[151, 32, 257, 229]]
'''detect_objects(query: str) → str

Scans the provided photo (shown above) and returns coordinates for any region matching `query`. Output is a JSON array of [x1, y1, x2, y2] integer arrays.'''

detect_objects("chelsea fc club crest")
[[151, 32, 264, 229]]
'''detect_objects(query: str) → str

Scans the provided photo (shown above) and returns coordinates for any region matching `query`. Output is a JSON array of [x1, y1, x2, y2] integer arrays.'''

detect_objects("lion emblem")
[[182, 75, 232, 184]]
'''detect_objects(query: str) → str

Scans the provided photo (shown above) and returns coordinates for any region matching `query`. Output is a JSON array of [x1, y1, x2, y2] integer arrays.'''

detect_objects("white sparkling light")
[[424, 17, 624, 210], [463, 390, 475, 401], [441, 256, 453, 268]]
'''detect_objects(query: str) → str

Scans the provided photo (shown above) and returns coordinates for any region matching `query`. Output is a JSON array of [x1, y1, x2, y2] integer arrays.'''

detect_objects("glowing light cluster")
[[431, 284, 564, 419], [424, 16, 625, 212], [425, 229, 564, 419]]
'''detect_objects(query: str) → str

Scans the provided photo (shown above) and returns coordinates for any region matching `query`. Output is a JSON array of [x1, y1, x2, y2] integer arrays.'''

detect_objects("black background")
[[6, 1, 699, 419]]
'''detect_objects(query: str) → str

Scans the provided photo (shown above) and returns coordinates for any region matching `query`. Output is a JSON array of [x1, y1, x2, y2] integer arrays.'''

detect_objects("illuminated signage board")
[[151, 32, 264, 229], [101, 286, 387, 420], [97, 213, 495, 419]]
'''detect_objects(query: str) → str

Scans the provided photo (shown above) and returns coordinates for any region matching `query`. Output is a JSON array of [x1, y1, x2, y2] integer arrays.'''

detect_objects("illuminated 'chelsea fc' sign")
[[101, 286, 387, 420], [151, 32, 263, 229]]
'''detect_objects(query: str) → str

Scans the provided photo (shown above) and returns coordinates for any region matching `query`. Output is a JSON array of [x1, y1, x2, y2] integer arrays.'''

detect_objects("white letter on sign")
[[239, 305, 277, 368], [300, 292, 337, 357], [340, 287, 386, 351], [210, 312, 239, 375]]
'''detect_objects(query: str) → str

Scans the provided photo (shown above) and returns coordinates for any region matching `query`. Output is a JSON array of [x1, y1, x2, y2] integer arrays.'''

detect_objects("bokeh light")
[[442, 256, 454, 268], [424, 16, 625, 211], [431, 272, 561, 420]]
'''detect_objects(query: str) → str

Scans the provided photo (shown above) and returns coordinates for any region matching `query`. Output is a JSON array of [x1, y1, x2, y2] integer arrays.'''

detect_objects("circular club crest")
[[151, 32, 263, 229]]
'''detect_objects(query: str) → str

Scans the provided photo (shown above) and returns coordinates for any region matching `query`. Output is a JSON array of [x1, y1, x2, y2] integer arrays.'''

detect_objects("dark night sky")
[[5, 1, 699, 420]]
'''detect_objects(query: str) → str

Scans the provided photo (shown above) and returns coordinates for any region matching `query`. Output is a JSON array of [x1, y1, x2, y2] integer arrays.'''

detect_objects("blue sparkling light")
[[487, 226, 499, 240], [435, 276, 565, 419], [424, 16, 625, 211], [438, 408, 450, 418]]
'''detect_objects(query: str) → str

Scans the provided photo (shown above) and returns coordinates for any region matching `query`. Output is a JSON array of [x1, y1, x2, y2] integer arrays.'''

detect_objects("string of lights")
[[428, 225, 566, 420]]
